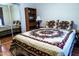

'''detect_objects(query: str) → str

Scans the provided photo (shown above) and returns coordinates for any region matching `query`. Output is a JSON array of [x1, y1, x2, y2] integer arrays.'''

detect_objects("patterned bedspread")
[[11, 28, 73, 56]]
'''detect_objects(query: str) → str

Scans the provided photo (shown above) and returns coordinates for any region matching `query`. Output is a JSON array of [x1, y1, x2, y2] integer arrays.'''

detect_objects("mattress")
[[13, 28, 76, 56]]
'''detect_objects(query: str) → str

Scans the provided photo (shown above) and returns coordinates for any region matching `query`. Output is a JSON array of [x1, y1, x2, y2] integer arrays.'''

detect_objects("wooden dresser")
[[25, 8, 37, 31]]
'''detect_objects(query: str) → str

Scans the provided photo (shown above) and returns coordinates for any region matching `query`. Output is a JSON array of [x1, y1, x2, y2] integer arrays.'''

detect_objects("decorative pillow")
[[40, 20, 73, 30], [46, 20, 56, 29], [40, 20, 46, 28], [58, 20, 73, 30]]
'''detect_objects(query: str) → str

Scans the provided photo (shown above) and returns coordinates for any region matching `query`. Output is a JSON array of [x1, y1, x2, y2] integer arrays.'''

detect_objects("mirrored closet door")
[[0, 4, 22, 56], [0, 4, 13, 51], [0, 5, 13, 39], [0, 3, 21, 44]]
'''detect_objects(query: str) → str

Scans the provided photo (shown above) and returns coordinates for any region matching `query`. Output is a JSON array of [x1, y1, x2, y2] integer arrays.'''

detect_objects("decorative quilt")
[[21, 28, 72, 49], [12, 28, 73, 56]]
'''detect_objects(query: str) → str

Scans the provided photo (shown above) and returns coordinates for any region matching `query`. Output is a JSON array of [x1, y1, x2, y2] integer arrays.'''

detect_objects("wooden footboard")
[[10, 39, 58, 56]]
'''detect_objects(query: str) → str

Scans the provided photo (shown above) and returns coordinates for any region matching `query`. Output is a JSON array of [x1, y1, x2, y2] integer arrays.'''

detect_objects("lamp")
[[36, 16, 42, 28], [36, 16, 41, 21]]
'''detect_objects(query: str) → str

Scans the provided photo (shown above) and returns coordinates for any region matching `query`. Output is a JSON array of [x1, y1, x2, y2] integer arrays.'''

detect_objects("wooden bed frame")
[[9, 20, 75, 56]]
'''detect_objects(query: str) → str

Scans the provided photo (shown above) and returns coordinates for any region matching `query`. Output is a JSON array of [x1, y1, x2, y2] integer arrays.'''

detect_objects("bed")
[[10, 20, 76, 56]]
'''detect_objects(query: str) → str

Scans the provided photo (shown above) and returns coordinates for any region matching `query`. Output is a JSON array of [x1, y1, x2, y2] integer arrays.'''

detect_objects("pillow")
[[40, 20, 47, 28], [46, 20, 57, 29], [58, 20, 73, 30]]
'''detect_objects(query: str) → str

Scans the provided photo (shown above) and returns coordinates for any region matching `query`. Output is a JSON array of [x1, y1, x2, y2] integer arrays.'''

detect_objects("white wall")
[[20, 3, 79, 32], [35, 3, 79, 29]]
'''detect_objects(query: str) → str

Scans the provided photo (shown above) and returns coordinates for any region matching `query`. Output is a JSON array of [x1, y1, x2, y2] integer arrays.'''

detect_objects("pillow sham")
[[46, 20, 57, 29], [58, 20, 73, 30]]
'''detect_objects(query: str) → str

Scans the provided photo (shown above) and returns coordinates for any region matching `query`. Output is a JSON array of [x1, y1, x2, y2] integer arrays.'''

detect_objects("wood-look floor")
[[0, 35, 12, 56]]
